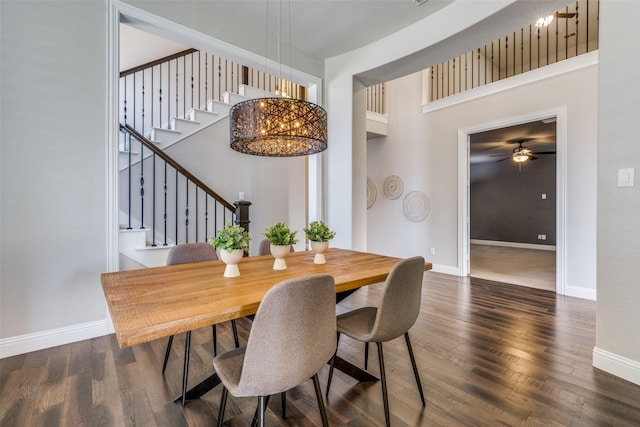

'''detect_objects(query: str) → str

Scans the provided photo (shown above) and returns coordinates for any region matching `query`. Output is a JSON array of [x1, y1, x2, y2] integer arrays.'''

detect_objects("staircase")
[[119, 84, 272, 268]]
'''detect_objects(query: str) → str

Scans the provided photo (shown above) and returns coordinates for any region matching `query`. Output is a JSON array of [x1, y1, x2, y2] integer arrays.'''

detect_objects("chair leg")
[[251, 395, 271, 427], [216, 387, 228, 427], [212, 324, 217, 356], [181, 331, 191, 405], [404, 332, 425, 406], [162, 335, 174, 374], [312, 373, 330, 427], [258, 395, 267, 427], [325, 332, 341, 398], [232, 320, 239, 348], [281, 391, 286, 418], [364, 342, 369, 370], [376, 342, 391, 427]]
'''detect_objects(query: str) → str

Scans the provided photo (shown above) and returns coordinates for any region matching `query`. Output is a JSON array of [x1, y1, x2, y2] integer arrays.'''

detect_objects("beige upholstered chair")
[[326, 256, 426, 427], [257, 238, 294, 256], [213, 274, 336, 427], [163, 242, 240, 404]]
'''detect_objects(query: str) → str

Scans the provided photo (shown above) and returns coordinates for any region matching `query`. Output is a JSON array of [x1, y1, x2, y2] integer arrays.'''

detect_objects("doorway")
[[457, 108, 567, 295]]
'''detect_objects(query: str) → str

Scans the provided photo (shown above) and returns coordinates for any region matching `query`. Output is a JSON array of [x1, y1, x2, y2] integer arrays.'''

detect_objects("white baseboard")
[[429, 264, 461, 276], [565, 285, 597, 301], [0, 319, 110, 359], [593, 346, 640, 386], [471, 239, 556, 251]]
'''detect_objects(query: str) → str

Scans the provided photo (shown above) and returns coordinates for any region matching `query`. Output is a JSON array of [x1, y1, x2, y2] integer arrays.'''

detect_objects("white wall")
[[1, 1, 110, 355], [593, 0, 640, 385], [164, 118, 308, 254], [367, 63, 598, 297]]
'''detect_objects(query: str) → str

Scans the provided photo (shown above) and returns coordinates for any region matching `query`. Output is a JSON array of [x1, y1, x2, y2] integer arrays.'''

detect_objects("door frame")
[[457, 107, 567, 295]]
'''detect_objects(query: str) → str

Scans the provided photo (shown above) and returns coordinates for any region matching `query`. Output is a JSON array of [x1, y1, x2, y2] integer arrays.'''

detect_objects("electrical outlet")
[[239, 192, 245, 200], [429, 248, 436, 255], [538, 234, 546, 240]]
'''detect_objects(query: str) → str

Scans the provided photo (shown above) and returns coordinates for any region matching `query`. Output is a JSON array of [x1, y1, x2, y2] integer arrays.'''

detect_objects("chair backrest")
[[257, 238, 294, 256], [166, 242, 218, 265], [237, 274, 336, 397], [370, 256, 425, 342]]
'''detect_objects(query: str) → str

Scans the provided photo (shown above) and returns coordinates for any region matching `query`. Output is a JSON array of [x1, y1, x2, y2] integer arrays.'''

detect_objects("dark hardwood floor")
[[2, 272, 640, 426]]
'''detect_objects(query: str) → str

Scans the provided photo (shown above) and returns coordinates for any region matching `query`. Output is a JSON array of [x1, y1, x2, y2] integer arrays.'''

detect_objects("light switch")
[[617, 168, 635, 187], [541, 193, 547, 199]]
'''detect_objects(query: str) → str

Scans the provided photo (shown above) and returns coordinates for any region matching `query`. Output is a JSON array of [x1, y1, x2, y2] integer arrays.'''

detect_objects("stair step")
[[239, 84, 277, 99], [207, 100, 232, 115], [171, 117, 202, 133], [150, 127, 181, 144], [223, 92, 248, 106], [188, 108, 219, 125]]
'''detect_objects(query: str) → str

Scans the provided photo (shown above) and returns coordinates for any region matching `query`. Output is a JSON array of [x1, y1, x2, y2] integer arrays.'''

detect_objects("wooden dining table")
[[101, 247, 432, 402]]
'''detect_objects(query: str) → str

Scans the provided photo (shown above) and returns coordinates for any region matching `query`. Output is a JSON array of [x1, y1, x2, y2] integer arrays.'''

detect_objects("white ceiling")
[[121, 0, 454, 70], [202, 0, 454, 59]]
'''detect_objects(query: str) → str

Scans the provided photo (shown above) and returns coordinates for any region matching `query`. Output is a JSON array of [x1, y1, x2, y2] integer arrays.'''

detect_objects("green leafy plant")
[[263, 222, 298, 246], [210, 221, 252, 252], [303, 220, 336, 242]]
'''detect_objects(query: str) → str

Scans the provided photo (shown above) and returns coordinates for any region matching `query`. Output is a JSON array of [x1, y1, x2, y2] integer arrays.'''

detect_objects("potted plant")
[[303, 220, 336, 264], [263, 222, 298, 270], [210, 221, 252, 277]]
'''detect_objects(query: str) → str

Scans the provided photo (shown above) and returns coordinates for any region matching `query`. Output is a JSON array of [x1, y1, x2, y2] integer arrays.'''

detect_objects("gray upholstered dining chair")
[[326, 256, 426, 427], [213, 274, 336, 427], [162, 242, 240, 404], [257, 238, 294, 256]]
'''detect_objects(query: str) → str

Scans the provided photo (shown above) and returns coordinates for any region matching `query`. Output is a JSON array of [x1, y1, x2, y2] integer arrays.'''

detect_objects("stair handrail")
[[120, 48, 198, 78], [120, 123, 235, 212]]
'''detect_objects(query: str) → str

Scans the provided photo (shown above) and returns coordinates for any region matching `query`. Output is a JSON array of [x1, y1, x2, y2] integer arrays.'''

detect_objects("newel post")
[[234, 200, 251, 233]]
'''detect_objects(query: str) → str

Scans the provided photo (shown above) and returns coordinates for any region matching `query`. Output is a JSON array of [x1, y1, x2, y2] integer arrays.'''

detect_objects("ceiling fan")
[[490, 139, 556, 171]]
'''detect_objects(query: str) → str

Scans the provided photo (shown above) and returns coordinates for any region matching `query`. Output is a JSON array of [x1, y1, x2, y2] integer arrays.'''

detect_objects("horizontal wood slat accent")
[[101, 248, 432, 348]]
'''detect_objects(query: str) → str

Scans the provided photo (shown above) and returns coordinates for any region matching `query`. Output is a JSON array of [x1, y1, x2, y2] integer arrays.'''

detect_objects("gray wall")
[[595, 0, 640, 371], [1, 1, 108, 338], [367, 63, 597, 296], [470, 156, 556, 245]]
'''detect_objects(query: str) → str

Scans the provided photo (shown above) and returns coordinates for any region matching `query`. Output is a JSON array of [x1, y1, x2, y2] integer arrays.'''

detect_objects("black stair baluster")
[[151, 152, 156, 247], [163, 162, 168, 246], [139, 143, 144, 230], [159, 65, 162, 134], [185, 178, 189, 243], [127, 132, 132, 230], [205, 196, 209, 242], [195, 187, 199, 242], [141, 70, 145, 136], [175, 170, 178, 244]]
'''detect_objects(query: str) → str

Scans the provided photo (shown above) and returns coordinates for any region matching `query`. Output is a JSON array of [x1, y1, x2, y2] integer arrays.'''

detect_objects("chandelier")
[[230, 97, 327, 157], [229, 0, 328, 157]]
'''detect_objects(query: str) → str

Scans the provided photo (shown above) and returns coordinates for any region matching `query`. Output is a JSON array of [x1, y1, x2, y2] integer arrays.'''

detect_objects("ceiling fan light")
[[513, 152, 529, 163]]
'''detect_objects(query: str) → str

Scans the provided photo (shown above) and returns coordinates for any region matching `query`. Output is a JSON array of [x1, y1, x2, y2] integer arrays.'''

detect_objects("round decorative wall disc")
[[403, 191, 430, 222], [383, 175, 404, 200], [367, 178, 377, 209]]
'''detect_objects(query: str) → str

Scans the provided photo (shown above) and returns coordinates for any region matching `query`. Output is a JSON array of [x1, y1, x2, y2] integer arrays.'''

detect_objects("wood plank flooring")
[[2, 272, 640, 426]]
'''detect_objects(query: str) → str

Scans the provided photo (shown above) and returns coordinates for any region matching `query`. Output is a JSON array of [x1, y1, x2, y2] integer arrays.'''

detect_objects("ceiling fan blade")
[[532, 151, 557, 155], [556, 12, 576, 18], [529, 155, 539, 161]]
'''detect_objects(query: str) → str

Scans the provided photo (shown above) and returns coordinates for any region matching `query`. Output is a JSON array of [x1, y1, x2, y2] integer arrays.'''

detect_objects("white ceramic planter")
[[219, 248, 244, 277], [270, 244, 290, 270], [310, 240, 329, 264]]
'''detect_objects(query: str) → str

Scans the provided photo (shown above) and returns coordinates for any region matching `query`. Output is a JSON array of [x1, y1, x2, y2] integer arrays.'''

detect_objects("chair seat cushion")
[[337, 307, 377, 341], [213, 347, 247, 396]]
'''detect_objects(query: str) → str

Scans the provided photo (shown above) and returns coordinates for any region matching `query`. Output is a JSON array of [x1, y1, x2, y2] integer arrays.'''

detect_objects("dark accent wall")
[[470, 155, 556, 245]]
